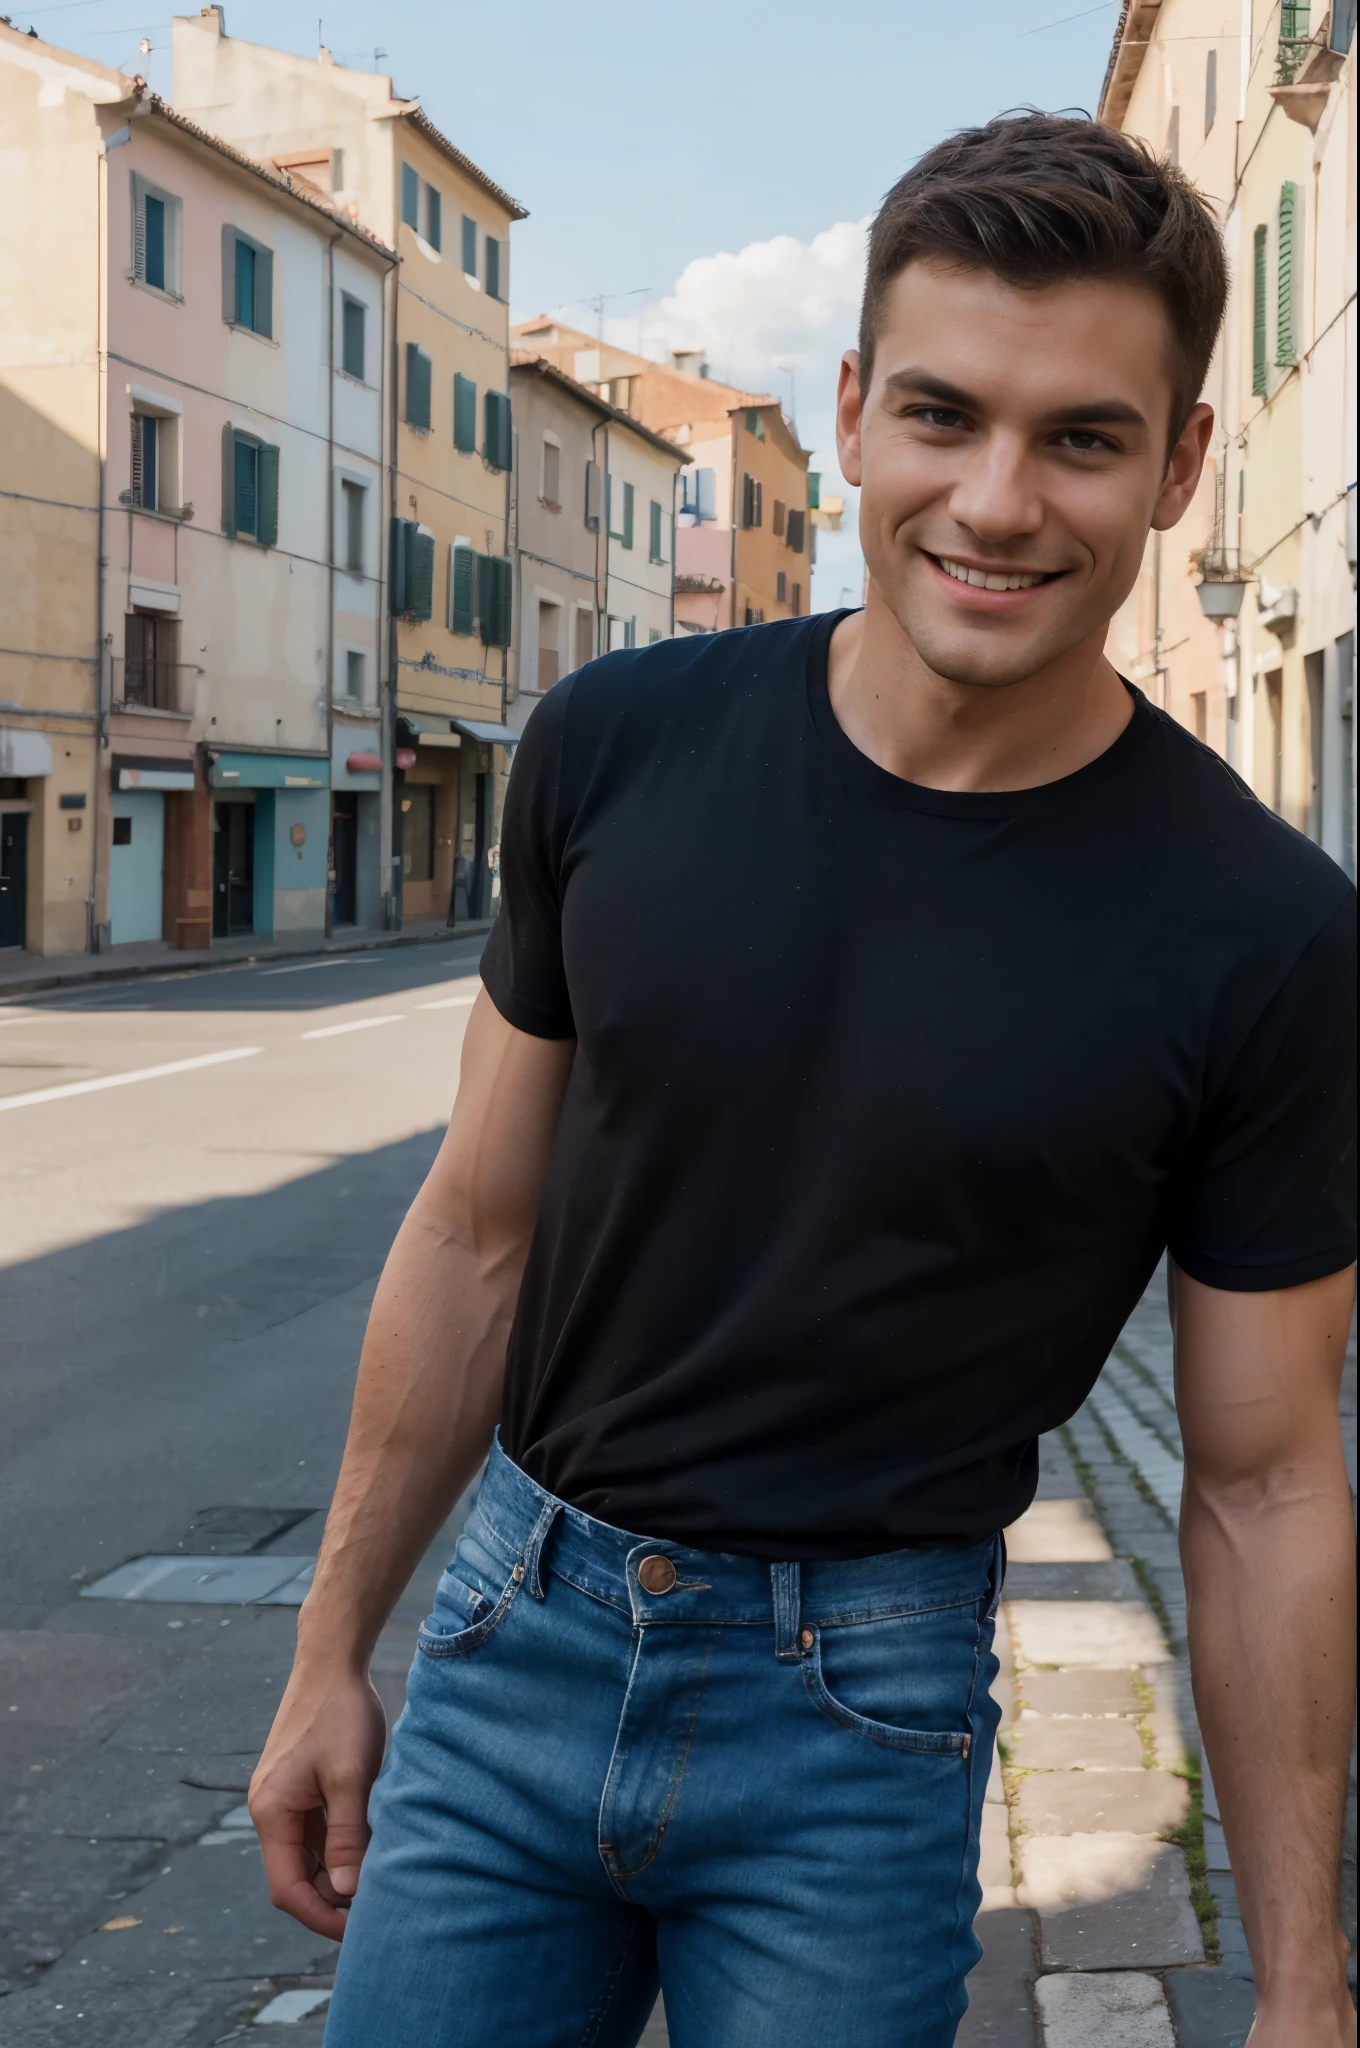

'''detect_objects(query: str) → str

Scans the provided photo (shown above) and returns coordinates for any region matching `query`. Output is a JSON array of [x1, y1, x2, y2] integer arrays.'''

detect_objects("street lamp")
[[1195, 576, 1249, 619]]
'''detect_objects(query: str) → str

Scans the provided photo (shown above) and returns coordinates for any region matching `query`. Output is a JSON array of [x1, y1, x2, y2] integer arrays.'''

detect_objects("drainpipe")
[[592, 416, 608, 652], [382, 257, 399, 930], [1151, 529, 1166, 708], [729, 419, 739, 630], [324, 230, 340, 936], [90, 121, 113, 954]]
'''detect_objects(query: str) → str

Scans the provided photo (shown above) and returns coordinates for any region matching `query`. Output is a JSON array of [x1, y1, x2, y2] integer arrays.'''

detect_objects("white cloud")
[[595, 218, 869, 611]]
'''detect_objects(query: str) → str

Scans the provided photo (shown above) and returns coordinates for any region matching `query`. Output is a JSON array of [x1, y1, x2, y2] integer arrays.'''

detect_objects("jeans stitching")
[[579, 1915, 649, 2048], [800, 1626, 973, 1756], [612, 1629, 716, 1880]]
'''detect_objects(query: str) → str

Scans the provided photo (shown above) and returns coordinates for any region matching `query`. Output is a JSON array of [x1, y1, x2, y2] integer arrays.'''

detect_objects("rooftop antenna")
[[374, 46, 387, 69]]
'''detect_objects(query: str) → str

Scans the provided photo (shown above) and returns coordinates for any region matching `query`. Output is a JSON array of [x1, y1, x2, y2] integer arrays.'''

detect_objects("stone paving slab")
[[2, 1747, 235, 1843], [0, 1977, 247, 2046], [1162, 1965, 1257, 2048], [1010, 1713, 1144, 1771], [1003, 1561, 1145, 1603], [1007, 1599, 1171, 1669], [1018, 1832, 1204, 1969], [1017, 1667, 1142, 1717], [1004, 1497, 1113, 1562], [956, 1907, 1038, 2046], [0, 1835, 167, 1989], [1034, 1969, 1175, 2047], [1013, 1767, 1188, 1837]]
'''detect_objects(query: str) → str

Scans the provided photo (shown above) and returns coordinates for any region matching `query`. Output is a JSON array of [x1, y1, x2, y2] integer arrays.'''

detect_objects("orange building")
[[510, 320, 811, 633]]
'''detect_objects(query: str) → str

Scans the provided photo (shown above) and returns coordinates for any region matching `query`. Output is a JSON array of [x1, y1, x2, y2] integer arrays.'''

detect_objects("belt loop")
[[521, 1498, 562, 1601], [771, 1561, 802, 1663]]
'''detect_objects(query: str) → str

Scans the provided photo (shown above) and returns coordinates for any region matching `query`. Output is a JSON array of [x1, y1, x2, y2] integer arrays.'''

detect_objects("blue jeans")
[[325, 1438, 1004, 2047]]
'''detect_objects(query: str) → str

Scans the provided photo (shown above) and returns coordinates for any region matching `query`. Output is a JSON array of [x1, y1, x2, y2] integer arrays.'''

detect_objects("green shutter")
[[496, 555, 513, 647], [406, 343, 432, 431], [649, 499, 663, 562], [255, 244, 273, 340], [221, 225, 237, 324], [461, 215, 477, 275], [257, 443, 279, 548], [426, 186, 442, 252], [1275, 182, 1298, 366], [485, 235, 500, 301], [221, 423, 236, 534], [621, 481, 634, 550], [234, 435, 258, 537], [454, 373, 477, 453], [477, 552, 498, 645], [1252, 224, 1268, 395], [451, 544, 476, 635], [390, 516, 410, 612], [342, 296, 365, 380], [483, 390, 511, 471], [401, 162, 419, 230], [408, 525, 434, 621]]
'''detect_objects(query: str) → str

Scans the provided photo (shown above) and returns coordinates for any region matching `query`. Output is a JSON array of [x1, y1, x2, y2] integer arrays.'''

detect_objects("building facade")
[[1101, 0, 1356, 873], [0, 26, 394, 958], [510, 321, 812, 635], [173, 7, 525, 928]]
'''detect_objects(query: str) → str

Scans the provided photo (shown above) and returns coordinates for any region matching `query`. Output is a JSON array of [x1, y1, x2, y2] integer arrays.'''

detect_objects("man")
[[252, 114, 1357, 2047]]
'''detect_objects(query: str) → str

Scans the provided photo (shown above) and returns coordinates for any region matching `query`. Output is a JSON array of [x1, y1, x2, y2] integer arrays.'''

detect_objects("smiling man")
[[251, 116, 1357, 2048]]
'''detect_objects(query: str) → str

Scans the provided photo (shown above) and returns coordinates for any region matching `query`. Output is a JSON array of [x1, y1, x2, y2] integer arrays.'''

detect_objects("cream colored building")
[[1101, 1, 1355, 873], [173, 7, 526, 926]]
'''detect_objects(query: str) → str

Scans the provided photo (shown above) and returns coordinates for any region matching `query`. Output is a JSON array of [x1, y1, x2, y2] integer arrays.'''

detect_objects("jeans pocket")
[[416, 1525, 523, 1661], [801, 1604, 980, 1757]]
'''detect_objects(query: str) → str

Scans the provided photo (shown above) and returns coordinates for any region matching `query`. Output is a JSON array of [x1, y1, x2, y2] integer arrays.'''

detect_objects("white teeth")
[[938, 557, 1046, 591]]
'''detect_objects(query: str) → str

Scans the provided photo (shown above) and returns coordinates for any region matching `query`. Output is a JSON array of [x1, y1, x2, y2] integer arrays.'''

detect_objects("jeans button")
[[638, 1554, 678, 1595]]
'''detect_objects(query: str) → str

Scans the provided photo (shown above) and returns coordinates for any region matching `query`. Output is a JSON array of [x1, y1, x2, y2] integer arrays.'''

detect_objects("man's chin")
[[884, 590, 1089, 691]]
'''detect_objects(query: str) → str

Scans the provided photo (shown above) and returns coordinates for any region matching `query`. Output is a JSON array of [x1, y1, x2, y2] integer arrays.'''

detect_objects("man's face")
[[836, 260, 1211, 688]]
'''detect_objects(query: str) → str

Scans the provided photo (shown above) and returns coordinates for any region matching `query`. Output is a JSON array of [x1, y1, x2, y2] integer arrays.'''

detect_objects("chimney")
[[199, 5, 226, 33], [671, 348, 707, 380]]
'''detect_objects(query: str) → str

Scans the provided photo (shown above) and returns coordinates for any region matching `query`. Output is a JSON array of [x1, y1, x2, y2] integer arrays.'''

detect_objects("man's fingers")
[[258, 1835, 353, 1943], [319, 1803, 372, 1899]]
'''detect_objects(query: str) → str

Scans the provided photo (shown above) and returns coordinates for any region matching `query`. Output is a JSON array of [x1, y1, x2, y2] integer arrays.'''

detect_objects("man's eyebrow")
[[880, 368, 1150, 434]]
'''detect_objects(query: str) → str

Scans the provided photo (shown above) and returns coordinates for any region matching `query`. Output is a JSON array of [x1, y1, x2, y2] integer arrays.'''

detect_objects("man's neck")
[[827, 583, 1134, 794]]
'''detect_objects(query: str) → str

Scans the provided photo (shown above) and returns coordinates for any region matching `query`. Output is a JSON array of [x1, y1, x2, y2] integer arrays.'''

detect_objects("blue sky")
[[27, 0, 1124, 601]]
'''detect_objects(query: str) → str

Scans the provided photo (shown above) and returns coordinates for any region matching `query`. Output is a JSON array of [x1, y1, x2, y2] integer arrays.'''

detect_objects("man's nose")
[[945, 433, 1045, 545]]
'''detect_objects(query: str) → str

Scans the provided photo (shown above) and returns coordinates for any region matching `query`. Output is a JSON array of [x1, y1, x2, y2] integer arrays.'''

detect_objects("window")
[[542, 437, 561, 507], [791, 581, 803, 615], [772, 499, 786, 539], [740, 473, 763, 529], [401, 161, 419, 231], [1252, 224, 1268, 394], [461, 214, 477, 277], [786, 508, 805, 554], [390, 516, 435, 619], [649, 499, 664, 563], [425, 184, 442, 251], [607, 615, 636, 652], [485, 235, 502, 300], [406, 342, 433, 432], [1191, 690, 1207, 741], [449, 541, 477, 635], [123, 609, 180, 709], [680, 467, 716, 522], [222, 227, 273, 337], [585, 460, 603, 531], [222, 426, 279, 545], [1260, 668, 1284, 812], [745, 409, 765, 440], [537, 600, 560, 690], [401, 784, 434, 882], [341, 295, 365, 380], [608, 477, 635, 548], [130, 413, 159, 512], [776, 571, 787, 604], [483, 390, 512, 472], [648, 628, 663, 645], [575, 608, 594, 670], [1204, 47, 1218, 133], [113, 815, 132, 846], [345, 649, 366, 702], [132, 175, 180, 295], [1165, 104, 1180, 166], [744, 605, 764, 626], [454, 373, 477, 454], [477, 553, 513, 648], [1276, 182, 1298, 366], [341, 478, 365, 573]]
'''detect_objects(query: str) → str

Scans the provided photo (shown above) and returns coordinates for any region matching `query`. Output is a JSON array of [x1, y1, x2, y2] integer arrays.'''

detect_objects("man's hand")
[[250, 1661, 387, 1942]]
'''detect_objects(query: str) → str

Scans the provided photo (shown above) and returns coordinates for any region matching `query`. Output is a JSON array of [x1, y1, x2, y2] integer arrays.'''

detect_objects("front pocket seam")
[[801, 1632, 971, 1757], [416, 1572, 520, 1660]]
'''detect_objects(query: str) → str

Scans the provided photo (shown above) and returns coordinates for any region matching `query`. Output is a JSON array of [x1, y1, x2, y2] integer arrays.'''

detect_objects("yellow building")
[[173, 7, 526, 926], [1102, 1, 1356, 870]]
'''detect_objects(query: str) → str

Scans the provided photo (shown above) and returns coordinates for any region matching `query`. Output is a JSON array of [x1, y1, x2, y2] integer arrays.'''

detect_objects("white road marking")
[[0, 1046, 262, 1113], [260, 959, 363, 976], [0, 1014, 41, 1027], [300, 1014, 406, 1040], [416, 995, 477, 1010]]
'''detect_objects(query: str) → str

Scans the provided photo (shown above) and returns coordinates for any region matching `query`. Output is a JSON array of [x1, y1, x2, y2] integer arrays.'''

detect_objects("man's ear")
[[1151, 401, 1214, 532], [836, 351, 865, 490]]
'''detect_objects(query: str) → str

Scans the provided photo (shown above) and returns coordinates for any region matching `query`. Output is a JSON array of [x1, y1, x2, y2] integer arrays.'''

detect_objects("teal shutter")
[[144, 194, 165, 291], [406, 343, 432, 431], [485, 235, 501, 300], [234, 436, 258, 537], [1252, 225, 1268, 395], [408, 526, 435, 621], [255, 244, 274, 340], [649, 499, 663, 562], [454, 373, 477, 453], [1275, 182, 1298, 365], [496, 556, 513, 647], [221, 225, 237, 323], [390, 516, 410, 612], [401, 162, 419, 230], [451, 544, 476, 634], [426, 185, 442, 251], [483, 390, 511, 471], [621, 482, 634, 550], [342, 297, 365, 380], [461, 215, 477, 275], [477, 552, 498, 644], [130, 414, 143, 508], [221, 423, 236, 534], [257, 443, 279, 548]]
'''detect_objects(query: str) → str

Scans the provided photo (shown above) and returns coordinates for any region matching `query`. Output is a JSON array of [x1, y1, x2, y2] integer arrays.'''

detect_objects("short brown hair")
[[859, 112, 1228, 442]]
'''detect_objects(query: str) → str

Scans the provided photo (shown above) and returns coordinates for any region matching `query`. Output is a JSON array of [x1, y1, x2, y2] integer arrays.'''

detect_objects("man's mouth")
[[931, 555, 1062, 592]]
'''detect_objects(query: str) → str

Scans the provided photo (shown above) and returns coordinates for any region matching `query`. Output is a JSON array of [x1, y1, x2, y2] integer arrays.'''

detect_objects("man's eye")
[[912, 407, 967, 430], [1057, 429, 1117, 453]]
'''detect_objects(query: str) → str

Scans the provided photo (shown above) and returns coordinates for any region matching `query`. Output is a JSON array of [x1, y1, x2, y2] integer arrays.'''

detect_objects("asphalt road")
[[0, 938, 491, 2044]]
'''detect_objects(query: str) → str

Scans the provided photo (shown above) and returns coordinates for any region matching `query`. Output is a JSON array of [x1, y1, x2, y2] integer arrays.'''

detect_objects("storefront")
[[395, 715, 516, 926], [329, 725, 383, 930], [107, 756, 197, 946], [207, 751, 329, 942]]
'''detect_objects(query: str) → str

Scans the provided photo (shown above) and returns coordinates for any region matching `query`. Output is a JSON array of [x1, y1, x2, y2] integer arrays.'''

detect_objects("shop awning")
[[209, 751, 329, 790], [113, 755, 195, 792], [450, 718, 519, 750]]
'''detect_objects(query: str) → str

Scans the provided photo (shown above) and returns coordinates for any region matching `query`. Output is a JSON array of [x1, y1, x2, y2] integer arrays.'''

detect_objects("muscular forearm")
[[1181, 1456, 1355, 2004]]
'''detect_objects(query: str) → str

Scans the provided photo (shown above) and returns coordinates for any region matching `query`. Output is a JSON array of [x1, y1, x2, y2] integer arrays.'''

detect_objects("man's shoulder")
[[543, 616, 823, 739]]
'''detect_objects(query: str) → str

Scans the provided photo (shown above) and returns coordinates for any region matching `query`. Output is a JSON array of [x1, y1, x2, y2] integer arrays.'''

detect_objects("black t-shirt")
[[481, 611, 1356, 1558]]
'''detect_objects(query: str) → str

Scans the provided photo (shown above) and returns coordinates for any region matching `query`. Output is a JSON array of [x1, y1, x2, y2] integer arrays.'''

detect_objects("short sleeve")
[[1168, 893, 1356, 1290], [479, 684, 576, 1039]]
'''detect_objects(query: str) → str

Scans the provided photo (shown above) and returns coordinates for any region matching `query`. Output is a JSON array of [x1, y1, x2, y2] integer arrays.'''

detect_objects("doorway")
[[1259, 669, 1283, 814], [330, 793, 358, 927], [212, 799, 255, 937], [0, 811, 27, 950], [109, 791, 165, 943]]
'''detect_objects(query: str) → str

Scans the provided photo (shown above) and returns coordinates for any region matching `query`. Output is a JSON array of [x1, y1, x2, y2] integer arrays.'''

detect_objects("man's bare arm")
[[249, 993, 575, 1939], [1174, 1262, 1357, 2047]]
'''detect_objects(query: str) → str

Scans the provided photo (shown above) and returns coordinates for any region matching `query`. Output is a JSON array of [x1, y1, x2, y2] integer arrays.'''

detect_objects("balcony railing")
[[110, 657, 197, 714]]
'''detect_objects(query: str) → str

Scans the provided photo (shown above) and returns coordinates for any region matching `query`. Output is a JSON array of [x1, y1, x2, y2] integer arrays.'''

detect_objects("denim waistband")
[[467, 1436, 1004, 1651]]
